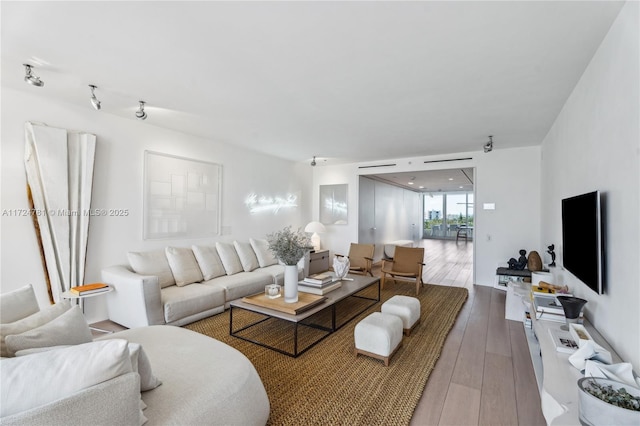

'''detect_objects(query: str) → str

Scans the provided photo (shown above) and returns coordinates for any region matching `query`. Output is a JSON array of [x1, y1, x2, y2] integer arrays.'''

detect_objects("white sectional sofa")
[[102, 239, 303, 328], [0, 285, 270, 425]]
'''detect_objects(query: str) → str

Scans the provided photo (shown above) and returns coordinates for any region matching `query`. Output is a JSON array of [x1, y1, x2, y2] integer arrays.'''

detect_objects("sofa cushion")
[[250, 238, 278, 268], [0, 339, 133, 418], [16, 341, 161, 393], [165, 247, 203, 287], [5, 306, 93, 357], [192, 245, 226, 280], [0, 284, 40, 323], [160, 284, 226, 324], [0, 300, 71, 357], [128, 250, 175, 288], [234, 241, 259, 272], [204, 272, 273, 302], [215, 242, 243, 275]]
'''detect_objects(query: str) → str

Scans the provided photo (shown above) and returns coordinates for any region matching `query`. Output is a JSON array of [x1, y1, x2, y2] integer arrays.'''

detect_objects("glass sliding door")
[[423, 194, 444, 238], [424, 192, 474, 240]]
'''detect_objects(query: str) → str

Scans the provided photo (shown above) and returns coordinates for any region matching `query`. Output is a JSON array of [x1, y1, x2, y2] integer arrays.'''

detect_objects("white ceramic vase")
[[333, 256, 350, 280], [284, 264, 299, 303]]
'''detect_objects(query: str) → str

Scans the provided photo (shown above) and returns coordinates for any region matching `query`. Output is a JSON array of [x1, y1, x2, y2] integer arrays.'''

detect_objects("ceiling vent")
[[358, 163, 397, 169], [423, 157, 473, 164]]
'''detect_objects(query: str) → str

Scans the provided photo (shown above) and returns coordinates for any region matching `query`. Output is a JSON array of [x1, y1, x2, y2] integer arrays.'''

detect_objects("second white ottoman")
[[354, 312, 403, 366], [381, 295, 421, 335]]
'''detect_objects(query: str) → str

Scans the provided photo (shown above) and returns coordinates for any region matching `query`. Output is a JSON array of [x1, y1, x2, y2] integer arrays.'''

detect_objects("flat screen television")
[[561, 191, 605, 294]]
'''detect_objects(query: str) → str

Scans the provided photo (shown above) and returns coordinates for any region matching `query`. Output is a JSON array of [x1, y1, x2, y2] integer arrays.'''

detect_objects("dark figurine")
[[547, 244, 556, 267], [508, 249, 528, 270]]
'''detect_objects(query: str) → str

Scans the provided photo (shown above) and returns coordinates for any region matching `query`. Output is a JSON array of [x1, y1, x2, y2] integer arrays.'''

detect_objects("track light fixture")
[[23, 64, 44, 87], [310, 156, 317, 167], [136, 101, 147, 120], [484, 135, 493, 153], [89, 85, 101, 110]]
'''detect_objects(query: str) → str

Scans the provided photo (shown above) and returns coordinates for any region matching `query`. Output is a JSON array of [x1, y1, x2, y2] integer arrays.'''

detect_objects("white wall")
[[540, 1, 639, 371], [313, 146, 541, 287], [1, 88, 312, 322]]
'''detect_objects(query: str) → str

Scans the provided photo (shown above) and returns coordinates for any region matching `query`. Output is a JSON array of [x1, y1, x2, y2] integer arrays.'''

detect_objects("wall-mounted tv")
[[561, 191, 605, 294]]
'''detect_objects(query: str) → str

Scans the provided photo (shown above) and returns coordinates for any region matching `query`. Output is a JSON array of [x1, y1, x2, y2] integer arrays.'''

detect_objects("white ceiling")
[[366, 168, 474, 193], [1, 1, 624, 164]]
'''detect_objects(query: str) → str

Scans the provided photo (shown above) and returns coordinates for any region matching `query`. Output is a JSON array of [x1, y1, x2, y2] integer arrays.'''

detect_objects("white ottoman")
[[381, 295, 421, 335], [354, 312, 403, 366]]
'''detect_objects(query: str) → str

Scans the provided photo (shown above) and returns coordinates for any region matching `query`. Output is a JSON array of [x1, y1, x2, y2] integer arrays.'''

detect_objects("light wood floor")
[[92, 239, 545, 425], [407, 239, 545, 426]]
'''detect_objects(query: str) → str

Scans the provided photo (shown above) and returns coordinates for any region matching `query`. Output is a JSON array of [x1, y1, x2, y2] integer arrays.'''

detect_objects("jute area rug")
[[184, 283, 468, 426]]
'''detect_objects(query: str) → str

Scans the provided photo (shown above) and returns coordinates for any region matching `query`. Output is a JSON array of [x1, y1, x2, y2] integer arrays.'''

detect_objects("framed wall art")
[[319, 184, 348, 225], [144, 151, 221, 239]]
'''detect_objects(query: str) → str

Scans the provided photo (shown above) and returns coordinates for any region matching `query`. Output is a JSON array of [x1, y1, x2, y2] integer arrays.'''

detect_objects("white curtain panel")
[[24, 122, 96, 302]]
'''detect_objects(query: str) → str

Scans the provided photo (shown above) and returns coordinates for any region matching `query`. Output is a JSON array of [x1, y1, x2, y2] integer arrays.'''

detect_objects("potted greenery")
[[266, 226, 311, 303], [578, 377, 640, 425]]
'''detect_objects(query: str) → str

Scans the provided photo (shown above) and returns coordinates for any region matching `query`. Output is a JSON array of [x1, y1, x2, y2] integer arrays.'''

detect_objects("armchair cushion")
[[192, 245, 226, 280], [128, 250, 175, 288], [5, 306, 92, 357], [165, 247, 203, 287]]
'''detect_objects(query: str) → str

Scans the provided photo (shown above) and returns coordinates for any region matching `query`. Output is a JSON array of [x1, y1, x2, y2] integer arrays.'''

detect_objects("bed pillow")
[[5, 306, 92, 357], [249, 238, 278, 267], [165, 247, 203, 286], [128, 250, 175, 288], [191, 245, 226, 280], [0, 300, 71, 357], [215, 242, 243, 275], [0, 339, 132, 418], [234, 241, 260, 272]]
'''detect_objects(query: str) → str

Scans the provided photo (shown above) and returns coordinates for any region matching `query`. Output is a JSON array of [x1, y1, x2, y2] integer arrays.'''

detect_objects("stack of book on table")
[[298, 273, 342, 295], [532, 290, 583, 323], [70, 283, 110, 296]]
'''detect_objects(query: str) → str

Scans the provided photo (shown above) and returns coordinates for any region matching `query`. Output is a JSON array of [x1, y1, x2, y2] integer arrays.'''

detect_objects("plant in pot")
[[266, 226, 311, 303], [578, 377, 640, 425]]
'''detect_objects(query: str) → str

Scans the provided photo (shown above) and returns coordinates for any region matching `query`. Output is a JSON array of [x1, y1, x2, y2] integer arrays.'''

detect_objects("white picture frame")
[[144, 151, 221, 239], [319, 184, 348, 225]]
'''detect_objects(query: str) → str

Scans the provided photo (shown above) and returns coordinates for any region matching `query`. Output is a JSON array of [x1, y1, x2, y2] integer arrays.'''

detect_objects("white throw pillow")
[[215, 242, 243, 275], [128, 250, 175, 288], [16, 342, 161, 392], [250, 238, 278, 268], [128, 342, 162, 391], [0, 300, 71, 357], [165, 247, 204, 287], [192, 245, 227, 280], [0, 339, 133, 418], [0, 284, 40, 323], [234, 241, 260, 272], [5, 306, 93, 356]]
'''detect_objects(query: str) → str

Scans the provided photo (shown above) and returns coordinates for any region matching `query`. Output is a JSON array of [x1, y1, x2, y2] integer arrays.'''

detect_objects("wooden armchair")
[[335, 243, 375, 276], [380, 246, 425, 295]]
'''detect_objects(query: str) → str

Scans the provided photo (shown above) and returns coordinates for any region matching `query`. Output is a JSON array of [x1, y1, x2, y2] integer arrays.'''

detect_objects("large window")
[[423, 192, 473, 239]]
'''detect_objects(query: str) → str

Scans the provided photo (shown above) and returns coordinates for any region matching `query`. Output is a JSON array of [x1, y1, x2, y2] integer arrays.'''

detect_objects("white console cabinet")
[[528, 316, 622, 425]]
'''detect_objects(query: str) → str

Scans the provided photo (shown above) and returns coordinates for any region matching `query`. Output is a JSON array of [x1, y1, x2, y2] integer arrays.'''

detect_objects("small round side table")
[[61, 286, 114, 334]]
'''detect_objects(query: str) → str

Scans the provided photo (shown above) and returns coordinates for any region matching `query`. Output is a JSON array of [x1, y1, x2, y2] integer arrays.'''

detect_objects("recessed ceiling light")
[[408, 182, 414, 185], [419, 186, 424, 189], [459, 186, 464, 189], [448, 178, 454, 181]]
